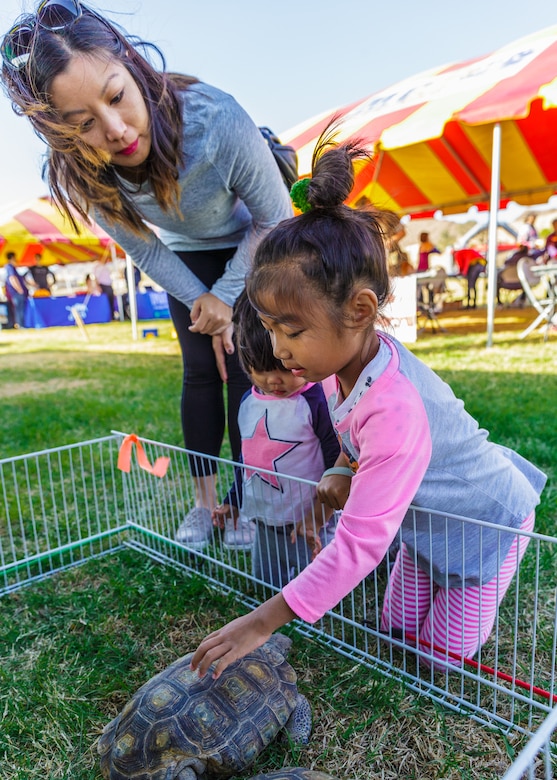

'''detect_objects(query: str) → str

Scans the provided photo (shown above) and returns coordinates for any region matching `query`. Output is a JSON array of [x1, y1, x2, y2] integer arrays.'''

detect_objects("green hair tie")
[[290, 178, 312, 213]]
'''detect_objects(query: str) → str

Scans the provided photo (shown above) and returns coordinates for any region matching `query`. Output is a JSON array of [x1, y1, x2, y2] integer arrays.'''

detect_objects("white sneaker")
[[223, 517, 256, 551], [175, 507, 213, 549]]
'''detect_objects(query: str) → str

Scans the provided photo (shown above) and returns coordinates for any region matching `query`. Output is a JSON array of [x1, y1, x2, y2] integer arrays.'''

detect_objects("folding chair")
[[416, 269, 447, 334], [516, 258, 557, 341], [496, 248, 530, 306]]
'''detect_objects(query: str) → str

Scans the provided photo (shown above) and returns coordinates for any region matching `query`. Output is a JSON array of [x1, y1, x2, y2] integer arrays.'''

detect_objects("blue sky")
[[0, 0, 556, 215]]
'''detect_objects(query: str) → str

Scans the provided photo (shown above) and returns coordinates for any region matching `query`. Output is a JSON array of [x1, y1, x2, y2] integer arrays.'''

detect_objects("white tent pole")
[[486, 123, 502, 348], [125, 253, 138, 341]]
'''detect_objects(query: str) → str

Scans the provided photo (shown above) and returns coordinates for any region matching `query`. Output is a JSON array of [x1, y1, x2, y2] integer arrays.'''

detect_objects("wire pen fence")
[[0, 435, 125, 593], [1, 432, 555, 777], [500, 704, 557, 779]]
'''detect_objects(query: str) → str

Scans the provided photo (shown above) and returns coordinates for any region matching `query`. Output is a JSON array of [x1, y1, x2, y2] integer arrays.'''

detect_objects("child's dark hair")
[[246, 123, 398, 328], [233, 290, 286, 375]]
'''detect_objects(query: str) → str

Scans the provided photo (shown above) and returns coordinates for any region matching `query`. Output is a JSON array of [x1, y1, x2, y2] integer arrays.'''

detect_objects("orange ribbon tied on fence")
[[117, 434, 170, 478]]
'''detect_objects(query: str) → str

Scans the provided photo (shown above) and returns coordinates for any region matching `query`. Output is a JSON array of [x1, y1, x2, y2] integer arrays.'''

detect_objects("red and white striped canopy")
[[282, 25, 557, 218], [0, 196, 124, 266]]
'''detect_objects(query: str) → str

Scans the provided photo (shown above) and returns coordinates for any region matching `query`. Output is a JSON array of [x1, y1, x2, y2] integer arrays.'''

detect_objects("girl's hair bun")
[[305, 119, 371, 211]]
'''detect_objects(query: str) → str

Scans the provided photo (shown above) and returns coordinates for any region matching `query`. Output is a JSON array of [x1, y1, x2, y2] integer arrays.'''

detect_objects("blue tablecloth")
[[135, 290, 170, 320], [23, 290, 170, 328], [25, 294, 112, 328]]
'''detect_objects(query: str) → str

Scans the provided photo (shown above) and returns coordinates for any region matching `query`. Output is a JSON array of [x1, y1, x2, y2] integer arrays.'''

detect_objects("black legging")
[[99, 283, 115, 318], [168, 249, 251, 477]]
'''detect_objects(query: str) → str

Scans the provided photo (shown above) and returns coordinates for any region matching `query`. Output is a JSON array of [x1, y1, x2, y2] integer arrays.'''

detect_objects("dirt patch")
[[435, 304, 548, 335], [0, 378, 91, 400]]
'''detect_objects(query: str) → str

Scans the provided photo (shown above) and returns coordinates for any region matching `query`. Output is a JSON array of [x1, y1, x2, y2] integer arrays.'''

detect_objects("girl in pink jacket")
[[192, 128, 546, 680]]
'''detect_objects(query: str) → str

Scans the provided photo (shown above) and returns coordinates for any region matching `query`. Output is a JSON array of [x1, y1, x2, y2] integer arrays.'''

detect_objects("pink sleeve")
[[282, 371, 432, 624]]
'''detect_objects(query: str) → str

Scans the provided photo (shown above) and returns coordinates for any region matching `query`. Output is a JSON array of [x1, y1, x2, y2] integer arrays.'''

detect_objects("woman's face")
[[50, 53, 151, 168]]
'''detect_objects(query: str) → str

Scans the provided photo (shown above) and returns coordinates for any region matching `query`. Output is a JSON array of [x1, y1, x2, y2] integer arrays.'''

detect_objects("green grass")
[[0, 550, 526, 780], [0, 320, 185, 456], [0, 311, 556, 779]]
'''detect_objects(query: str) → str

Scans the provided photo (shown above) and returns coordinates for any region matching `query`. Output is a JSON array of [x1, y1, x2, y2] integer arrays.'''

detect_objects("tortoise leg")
[[174, 757, 206, 780], [282, 693, 312, 744], [175, 770, 197, 780]]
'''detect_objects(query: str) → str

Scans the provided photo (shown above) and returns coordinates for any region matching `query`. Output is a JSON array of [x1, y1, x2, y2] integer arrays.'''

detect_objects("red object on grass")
[[403, 632, 557, 703]]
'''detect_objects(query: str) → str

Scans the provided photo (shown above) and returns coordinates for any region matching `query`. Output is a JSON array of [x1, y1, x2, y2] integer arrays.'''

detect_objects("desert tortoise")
[[247, 770, 339, 780], [98, 634, 311, 780]]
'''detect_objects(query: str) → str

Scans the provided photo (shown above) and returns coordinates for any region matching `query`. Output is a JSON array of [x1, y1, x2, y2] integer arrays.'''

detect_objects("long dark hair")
[[1, 5, 198, 232], [246, 123, 397, 326]]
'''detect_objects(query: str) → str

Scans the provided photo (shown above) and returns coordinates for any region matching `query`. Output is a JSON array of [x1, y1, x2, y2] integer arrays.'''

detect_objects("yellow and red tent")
[[283, 24, 557, 345], [0, 196, 124, 266], [282, 24, 557, 219]]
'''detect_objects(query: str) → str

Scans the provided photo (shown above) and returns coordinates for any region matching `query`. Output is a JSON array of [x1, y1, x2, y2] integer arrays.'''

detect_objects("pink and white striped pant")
[[380, 511, 535, 667]]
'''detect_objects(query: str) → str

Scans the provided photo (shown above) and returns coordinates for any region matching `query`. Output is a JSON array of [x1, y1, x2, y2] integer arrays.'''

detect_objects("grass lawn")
[[0, 307, 556, 779], [0, 319, 186, 457]]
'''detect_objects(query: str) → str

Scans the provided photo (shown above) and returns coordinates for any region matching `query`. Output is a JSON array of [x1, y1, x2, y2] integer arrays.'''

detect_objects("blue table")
[[25, 294, 112, 328], [24, 290, 171, 328], [135, 290, 170, 320]]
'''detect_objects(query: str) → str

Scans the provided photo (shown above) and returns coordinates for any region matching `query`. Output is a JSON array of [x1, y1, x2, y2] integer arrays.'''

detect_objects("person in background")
[[26, 252, 55, 293], [543, 218, 557, 262], [92, 255, 116, 318], [85, 273, 102, 296], [387, 220, 406, 250], [355, 198, 410, 276], [4, 251, 28, 328], [516, 214, 538, 252], [0, 1, 292, 549], [191, 128, 546, 680], [385, 216, 412, 276], [193, 291, 339, 584], [416, 231, 443, 309], [417, 232, 440, 272], [514, 213, 545, 264], [1, 265, 15, 328]]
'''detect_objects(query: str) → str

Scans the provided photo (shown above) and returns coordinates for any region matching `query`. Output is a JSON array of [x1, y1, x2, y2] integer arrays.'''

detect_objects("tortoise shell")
[[98, 634, 309, 780]]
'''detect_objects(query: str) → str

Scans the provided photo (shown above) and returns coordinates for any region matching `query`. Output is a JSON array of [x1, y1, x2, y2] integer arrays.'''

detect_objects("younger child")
[[191, 128, 546, 679], [212, 291, 340, 588]]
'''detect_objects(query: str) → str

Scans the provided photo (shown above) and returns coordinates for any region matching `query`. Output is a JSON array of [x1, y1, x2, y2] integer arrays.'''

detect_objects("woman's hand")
[[189, 293, 235, 383], [190, 594, 296, 680], [189, 293, 233, 337], [211, 322, 235, 383]]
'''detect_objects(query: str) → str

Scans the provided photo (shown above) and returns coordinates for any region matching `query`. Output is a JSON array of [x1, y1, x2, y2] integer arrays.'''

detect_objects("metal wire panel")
[[1, 432, 555, 777], [500, 705, 557, 780], [116, 434, 557, 740], [0, 435, 126, 594]]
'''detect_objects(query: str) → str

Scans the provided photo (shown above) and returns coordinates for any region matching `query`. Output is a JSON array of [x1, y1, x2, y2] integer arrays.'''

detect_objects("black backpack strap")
[[259, 126, 299, 190]]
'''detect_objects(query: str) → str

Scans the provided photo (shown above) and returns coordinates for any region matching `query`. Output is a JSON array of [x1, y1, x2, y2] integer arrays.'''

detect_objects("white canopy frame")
[[486, 123, 502, 348]]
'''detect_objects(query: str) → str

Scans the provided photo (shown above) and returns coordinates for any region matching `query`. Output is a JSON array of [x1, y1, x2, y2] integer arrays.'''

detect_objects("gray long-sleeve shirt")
[[94, 82, 293, 308]]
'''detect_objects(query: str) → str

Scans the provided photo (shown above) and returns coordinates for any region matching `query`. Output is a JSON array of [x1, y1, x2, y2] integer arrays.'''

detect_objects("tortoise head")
[[266, 633, 292, 658]]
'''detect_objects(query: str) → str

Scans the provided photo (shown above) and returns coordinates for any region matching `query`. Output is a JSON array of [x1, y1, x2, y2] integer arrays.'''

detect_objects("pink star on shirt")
[[242, 410, 300, 490]]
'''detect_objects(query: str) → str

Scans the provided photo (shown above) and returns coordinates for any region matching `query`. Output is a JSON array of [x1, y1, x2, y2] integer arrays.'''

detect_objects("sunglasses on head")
[[1, 0, 82, 70]]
